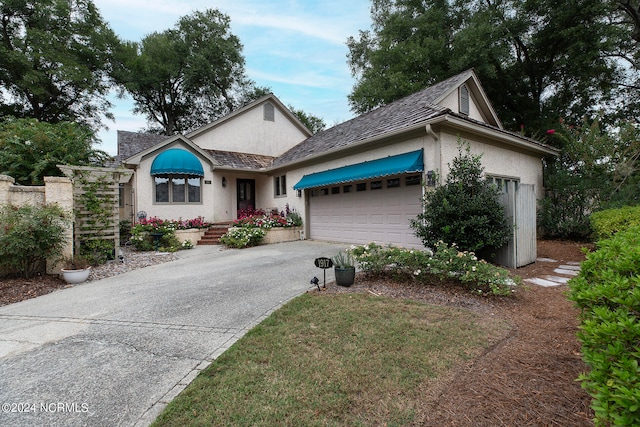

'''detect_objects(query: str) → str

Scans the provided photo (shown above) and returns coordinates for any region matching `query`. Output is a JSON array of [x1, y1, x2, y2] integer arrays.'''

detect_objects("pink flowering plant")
[[349, 241, 517, 296], [233, 204, 302, 229]]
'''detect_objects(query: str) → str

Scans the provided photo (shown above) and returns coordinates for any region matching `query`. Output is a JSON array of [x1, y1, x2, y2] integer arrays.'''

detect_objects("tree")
[[410, 141, 511, 254], [0, 0, 118, 128], [540, 117, 640, 239], [0, 117, 109, 185], [112, 9, 263, 135], [288, 105, 326, 134], [347, 0, 636, 136]]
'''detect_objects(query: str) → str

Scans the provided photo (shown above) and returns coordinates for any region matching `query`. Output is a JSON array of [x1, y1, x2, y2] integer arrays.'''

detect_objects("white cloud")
[[91, 0, 371, 154]]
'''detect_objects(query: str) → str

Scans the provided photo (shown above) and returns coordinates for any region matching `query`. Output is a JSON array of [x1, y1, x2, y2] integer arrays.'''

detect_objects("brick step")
[[197, 222, 233, 245]]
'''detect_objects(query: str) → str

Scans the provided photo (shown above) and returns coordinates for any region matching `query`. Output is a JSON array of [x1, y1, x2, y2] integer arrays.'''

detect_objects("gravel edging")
[[88, 246, 181, 281]]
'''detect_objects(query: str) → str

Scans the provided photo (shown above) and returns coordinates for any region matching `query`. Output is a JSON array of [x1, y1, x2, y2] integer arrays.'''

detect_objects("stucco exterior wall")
[[134, 146, 215, 223], [190, 102, 308, 157], [437, 132, 544, 199]]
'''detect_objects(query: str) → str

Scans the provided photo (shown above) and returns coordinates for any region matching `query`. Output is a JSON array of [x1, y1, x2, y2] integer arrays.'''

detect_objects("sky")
[[92, 0, 373, 155]]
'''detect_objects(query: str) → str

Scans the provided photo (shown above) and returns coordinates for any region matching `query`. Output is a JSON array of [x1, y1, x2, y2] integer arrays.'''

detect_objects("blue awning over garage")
[[293, 149, 424, 190], [150, 149, 204, 176]]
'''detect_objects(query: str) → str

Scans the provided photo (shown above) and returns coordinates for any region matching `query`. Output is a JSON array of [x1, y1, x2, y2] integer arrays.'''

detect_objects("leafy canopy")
[[410, 140, 511, 254], [0, 0, 118, 128], [0, 118, 108, 185], [112, 9, 266, 135], [539, 118, 640, 239], [347, 0, 637, 136]]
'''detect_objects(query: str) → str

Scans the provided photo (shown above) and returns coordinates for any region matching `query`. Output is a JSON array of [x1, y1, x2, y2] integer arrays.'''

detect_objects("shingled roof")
[[205, 150, 275, 170], [116, 130, 168, 165], [272, 71, 471, 167]]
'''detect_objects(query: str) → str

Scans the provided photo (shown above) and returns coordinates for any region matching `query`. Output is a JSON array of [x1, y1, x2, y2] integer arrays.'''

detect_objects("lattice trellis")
[[59, 165, 132, 260]]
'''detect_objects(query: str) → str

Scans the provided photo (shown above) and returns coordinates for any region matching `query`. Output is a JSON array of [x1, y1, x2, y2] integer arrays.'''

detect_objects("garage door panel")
[[309, 179, 423, 248]]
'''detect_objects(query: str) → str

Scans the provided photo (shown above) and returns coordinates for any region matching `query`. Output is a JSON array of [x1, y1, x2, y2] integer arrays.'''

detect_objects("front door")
[[237, 179, 255, 213]]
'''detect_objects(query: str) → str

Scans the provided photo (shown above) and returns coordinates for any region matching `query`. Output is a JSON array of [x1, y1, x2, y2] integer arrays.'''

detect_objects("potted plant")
[[332, 251, 356, 287], [61, 256, 91, 284]]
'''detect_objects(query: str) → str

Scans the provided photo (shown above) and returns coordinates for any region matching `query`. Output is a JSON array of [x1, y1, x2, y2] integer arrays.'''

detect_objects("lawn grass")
[[152, 293, 509, 427]]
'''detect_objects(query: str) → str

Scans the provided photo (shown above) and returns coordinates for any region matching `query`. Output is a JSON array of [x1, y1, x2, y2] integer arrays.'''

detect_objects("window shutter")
[[459, 85, 470, 115], [264, 103, 275, 121]]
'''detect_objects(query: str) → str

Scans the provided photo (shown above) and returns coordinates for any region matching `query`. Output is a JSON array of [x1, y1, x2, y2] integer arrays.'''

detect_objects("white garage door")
[[308, 175, 424, 248]]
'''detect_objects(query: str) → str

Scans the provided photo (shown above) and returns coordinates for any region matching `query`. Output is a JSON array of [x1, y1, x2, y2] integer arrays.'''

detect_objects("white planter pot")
[[61, 267, 91, 284]]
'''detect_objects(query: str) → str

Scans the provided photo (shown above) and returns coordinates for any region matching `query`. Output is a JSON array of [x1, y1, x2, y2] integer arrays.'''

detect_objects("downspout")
[[425, 123, 441, 186]]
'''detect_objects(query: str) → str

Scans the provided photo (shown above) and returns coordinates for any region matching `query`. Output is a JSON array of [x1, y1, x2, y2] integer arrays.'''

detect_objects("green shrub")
[[0, 203, 69, 278], [79, 238, 114, 265], [568, 226, 640, 426], [219, 228, 265, 248], [349, 241, 516, 296], [590, 206, 640, 241], [410, 141, 511, 254]]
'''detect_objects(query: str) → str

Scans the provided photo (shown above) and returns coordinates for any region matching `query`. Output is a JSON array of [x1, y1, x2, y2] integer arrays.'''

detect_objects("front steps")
[[198, 222, 232, 245]]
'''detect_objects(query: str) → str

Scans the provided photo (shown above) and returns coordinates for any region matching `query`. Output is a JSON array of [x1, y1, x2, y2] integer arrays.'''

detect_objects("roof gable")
[[186, 94, 312, 140]]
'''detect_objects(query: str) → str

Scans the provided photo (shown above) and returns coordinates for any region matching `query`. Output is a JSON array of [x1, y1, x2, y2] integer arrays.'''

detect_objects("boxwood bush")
[[590, 205, 640, 241], [568, 226, 640, 426]]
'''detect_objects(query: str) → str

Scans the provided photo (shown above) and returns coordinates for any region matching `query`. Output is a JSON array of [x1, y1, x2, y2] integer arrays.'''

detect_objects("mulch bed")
[[1, 240, 596, 426]]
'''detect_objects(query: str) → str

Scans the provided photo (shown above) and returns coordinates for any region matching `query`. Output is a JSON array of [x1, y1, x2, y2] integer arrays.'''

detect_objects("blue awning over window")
[[150, 148, 204, 176], [293, 149, 424, 190]]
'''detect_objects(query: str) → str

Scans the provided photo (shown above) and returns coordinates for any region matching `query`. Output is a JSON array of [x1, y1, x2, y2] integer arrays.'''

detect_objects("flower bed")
[[131, 216, 210, 251], [220, 205, 303, 248]]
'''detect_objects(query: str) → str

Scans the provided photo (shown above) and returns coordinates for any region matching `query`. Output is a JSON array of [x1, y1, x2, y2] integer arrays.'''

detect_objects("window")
[[264, 102, 275, 121], [274, 175, 287, 197], [406, 175, 421, 186], [356, 183, 367, 192], [387, 178, 400, 188], [487, 175, 519, 193], [331, 186, 340, 194], [154, 175, 202, 204], [459, 84, 470, 115], [371, 180, 382, 190]]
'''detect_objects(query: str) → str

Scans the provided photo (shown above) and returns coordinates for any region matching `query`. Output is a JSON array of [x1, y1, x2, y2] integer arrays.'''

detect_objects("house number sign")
[[312, 257, 333, 290], [314, 257, 333, 269]]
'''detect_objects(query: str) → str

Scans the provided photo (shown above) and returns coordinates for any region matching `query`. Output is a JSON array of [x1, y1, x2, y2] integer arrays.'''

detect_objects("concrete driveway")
[[0, 240, 346, 427]]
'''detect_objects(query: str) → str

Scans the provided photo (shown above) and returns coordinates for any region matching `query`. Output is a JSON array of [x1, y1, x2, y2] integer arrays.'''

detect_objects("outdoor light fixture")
[[427, 170, 436, 187], [296, 189, 302, 197], [222, 177, 227, 187]]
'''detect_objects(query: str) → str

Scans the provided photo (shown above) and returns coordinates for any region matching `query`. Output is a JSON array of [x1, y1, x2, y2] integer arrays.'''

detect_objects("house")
[[118, 69, 558, 265]]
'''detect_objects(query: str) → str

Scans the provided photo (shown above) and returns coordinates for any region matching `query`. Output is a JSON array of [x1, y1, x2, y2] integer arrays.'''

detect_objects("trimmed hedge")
[[590, 206, 640, 241], [568, 226, 640, 426]]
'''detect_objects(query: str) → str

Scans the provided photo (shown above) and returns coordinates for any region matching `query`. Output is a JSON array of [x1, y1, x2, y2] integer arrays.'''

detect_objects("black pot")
[[334, 267, 356, 287]]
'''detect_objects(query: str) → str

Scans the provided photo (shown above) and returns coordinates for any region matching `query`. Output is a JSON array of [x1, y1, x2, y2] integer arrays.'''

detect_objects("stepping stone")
[[559, 264, 581, 271], [545, 275, 571, 284], [566, 261, 581, 266], [554, 268, 579, 276], [537, 258, 558, 263], [525, 277, 564, 287]]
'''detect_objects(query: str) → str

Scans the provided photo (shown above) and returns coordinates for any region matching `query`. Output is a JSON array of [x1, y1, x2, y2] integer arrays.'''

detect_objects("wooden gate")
[[495, 183, 537, 268]]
